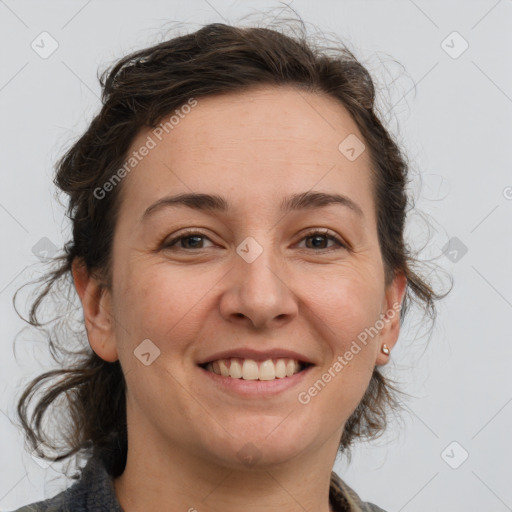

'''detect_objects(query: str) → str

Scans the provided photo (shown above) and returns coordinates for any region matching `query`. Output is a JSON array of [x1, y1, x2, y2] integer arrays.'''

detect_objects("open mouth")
[[198, 357, 313, 381]]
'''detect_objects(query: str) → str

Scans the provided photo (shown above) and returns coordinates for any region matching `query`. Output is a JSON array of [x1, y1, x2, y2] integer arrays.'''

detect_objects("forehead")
[[117, 85, 375, 223]]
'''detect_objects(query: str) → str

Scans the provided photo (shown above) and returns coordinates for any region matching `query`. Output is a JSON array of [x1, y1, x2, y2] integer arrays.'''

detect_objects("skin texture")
[[73, 85, 407, 512]]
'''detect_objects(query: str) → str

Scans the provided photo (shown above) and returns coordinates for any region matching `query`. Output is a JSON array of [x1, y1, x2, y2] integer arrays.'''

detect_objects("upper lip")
[[197, 348, 315, 366]]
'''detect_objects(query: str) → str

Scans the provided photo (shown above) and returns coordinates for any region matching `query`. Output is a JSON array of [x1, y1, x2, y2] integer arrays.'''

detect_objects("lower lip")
[[198, 364, 314, 397]]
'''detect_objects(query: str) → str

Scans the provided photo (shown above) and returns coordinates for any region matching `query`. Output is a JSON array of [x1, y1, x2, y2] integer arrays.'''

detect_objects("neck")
[[113, 426, 341, 512]]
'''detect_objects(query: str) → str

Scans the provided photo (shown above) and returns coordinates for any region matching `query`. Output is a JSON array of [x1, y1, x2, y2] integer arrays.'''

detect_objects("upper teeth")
[[205, 358, 302, 380]]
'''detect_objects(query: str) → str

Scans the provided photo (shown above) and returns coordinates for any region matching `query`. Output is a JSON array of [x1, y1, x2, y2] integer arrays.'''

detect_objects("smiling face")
[[83, 85, 406, 472]]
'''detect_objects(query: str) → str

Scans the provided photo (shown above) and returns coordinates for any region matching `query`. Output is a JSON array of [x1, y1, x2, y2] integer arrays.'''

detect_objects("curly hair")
[[13, 14, 449, 479]]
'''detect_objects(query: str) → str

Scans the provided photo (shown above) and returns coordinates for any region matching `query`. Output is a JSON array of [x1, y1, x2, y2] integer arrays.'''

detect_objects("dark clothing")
[[12, 455, 386, 511]]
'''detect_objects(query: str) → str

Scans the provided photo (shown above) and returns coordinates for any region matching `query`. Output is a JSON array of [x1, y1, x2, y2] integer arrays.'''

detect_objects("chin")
[[205, 422, 315, 469]]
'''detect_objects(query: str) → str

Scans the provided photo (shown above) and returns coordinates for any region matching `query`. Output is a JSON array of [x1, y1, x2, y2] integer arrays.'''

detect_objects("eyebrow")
[[142, 190, 364, 221]]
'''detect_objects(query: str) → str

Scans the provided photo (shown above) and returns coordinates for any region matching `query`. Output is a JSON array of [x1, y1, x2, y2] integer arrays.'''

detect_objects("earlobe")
[[375, 271, 407, 366], [71, 258, 118, 363]]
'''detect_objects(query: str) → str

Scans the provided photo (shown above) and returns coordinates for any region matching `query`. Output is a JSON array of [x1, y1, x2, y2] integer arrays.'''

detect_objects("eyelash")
[[162, 228, 347, 252]]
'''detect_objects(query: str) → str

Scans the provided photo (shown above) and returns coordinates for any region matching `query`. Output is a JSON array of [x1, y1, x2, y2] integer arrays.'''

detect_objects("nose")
[[219, 243, 298, 330]]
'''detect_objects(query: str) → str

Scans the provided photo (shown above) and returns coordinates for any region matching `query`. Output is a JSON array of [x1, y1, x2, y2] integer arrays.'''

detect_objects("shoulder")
[[330, 470, 388, 512], [360, 504, 388, 512], [9, 482, 87, 512], [9, 456, 123, 512]]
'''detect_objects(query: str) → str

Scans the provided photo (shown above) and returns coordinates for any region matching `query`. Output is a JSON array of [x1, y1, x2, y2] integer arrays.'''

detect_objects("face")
[[80, 85, 406, 470]]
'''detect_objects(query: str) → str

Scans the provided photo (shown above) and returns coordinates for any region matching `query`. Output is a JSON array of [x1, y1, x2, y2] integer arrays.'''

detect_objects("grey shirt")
[[11, 455, 386, 512]]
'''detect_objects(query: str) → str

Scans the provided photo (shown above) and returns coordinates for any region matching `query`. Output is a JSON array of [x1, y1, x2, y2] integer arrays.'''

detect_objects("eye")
[[161, 228, 347, 252], [162, 229, 214, 250], [297, 229, 347, 251]]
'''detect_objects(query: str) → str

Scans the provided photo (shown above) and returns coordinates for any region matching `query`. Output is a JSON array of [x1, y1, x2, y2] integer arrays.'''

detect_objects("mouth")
[[198, 357, 314, 381], [198, 357, 315, 397]]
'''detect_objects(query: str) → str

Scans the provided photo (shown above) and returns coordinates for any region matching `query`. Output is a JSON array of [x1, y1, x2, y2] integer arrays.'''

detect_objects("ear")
[[71, 258, 118, 363], [375, 271, 407, 366]]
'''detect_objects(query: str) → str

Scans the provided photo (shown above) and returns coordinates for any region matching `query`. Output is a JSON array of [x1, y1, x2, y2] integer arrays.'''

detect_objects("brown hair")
[[13, 15, 449, 478]]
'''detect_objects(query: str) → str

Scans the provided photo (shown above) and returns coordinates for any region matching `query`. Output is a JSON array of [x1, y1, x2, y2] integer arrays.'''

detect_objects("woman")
[[13, 18, 445, 512]]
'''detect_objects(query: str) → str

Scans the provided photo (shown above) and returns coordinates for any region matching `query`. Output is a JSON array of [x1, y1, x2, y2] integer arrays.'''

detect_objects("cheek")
[[301, 269, 382, 408], [113, 263, 202, 347], [303, 280, 379, 416], [303, 270, 383, 345]]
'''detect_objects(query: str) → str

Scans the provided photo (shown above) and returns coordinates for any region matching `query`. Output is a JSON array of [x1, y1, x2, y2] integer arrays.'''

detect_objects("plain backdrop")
[[1, 1, 511, 511]]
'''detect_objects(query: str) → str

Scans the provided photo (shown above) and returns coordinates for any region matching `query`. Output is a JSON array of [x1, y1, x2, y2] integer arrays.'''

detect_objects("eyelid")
[[161, 227, 348, 252], [297, 227, 348, 250], [161, 228, 215, 249]]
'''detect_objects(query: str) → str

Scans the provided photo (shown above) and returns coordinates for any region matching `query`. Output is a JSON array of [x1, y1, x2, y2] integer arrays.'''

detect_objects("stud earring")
[[381, 344, 390, 355]]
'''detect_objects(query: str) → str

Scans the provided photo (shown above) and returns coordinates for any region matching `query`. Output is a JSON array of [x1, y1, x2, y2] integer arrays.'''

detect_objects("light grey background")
[[1, 1, 511, 511]]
